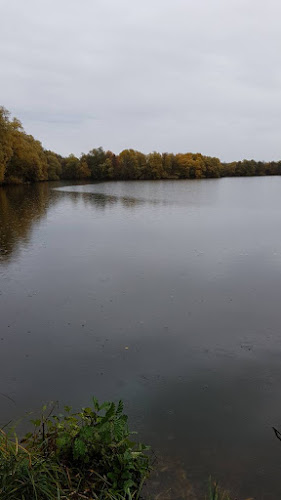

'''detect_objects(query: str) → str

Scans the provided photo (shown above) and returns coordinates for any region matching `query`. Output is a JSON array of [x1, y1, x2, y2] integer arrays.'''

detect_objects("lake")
[[1, 177, 281, 499]]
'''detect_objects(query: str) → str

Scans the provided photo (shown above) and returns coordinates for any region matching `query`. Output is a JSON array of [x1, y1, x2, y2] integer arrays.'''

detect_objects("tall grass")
[[0, 429, 66, 499], [207, 478, 233, 500]]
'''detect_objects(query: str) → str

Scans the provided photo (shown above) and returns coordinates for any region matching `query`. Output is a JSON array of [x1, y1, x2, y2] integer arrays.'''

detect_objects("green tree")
[[119, 149, 140, 179], [81, 147, 107, 180], [145, 152, 163, 179], [61, 154, 80, 179], [100, 157, 114, 179], [203, 156, 222, 178], [45, 151, 63, 180]]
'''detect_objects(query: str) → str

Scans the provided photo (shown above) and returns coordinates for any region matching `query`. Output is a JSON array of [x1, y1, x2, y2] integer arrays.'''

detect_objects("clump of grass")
[[0, 428, 67, 499], [207, 478, 235, 500], [0, 397, 151, 499]]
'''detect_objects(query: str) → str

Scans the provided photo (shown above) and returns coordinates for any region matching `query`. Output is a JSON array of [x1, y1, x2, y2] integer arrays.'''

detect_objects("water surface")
[[1, 178, 281, 499]]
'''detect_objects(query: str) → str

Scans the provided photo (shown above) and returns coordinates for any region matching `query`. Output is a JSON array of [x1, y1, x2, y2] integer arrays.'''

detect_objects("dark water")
[[1, 178, 281, 499]]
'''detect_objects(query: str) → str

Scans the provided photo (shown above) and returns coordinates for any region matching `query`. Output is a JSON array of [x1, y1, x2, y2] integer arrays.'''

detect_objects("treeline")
[[1, 106, 281, 184]]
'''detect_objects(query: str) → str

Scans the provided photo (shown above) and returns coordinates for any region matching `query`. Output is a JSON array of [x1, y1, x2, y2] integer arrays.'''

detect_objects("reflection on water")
[[0, 179, 219, 262], [56, 178, 220, 207], [0, 184, 55, 262], [1, 178, 281, 499], [0, 183, 149, 262], [62, 190, 148, 210], [0, 178, 221, 263]]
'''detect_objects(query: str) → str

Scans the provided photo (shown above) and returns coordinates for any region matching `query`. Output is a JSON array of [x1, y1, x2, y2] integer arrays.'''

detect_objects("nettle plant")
[[1, 398, 151, 500]]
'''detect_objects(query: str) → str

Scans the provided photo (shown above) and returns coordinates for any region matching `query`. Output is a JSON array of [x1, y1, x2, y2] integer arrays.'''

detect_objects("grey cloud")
[[1, 0, 281, 160]]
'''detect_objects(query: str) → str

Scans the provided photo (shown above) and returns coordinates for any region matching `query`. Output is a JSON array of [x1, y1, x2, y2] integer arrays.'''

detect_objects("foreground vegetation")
[[1, 105, 281, 185], [0, 396, 245, 500], [0, 398, 150, 499]]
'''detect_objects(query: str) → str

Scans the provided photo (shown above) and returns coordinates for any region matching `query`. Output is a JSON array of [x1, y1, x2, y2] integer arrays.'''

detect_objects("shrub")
[[0, 397, 151, 499]]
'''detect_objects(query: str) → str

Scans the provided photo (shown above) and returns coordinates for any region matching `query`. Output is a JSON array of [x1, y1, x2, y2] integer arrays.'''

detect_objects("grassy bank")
[[0, 398, 238, 500]]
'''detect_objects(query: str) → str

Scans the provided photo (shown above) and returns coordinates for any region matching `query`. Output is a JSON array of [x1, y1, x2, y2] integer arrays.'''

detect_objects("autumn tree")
[[119, 149, 141, 179], [162, 153, 177, 178], [81, 147, 108, 180], [0, 107, 13, 182], [145, 152, 164, 179], [2, 105, 281, 184], [77, 158, 91, 179], [61, 154, 80, 179], [45, 151, 63, 180], [6, 120, 48, 183]]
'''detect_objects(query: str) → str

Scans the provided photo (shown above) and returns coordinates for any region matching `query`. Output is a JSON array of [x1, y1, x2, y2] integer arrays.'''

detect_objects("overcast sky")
[[1, 0, 281, 161]]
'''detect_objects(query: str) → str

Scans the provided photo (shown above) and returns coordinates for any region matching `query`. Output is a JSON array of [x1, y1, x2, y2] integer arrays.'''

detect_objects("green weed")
[[0, 397, 151, 499]]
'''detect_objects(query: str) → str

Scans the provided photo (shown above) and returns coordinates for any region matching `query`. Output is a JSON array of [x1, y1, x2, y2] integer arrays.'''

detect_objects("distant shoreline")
[[1, 106, 281, 185], [1, 171, 281, 187]]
